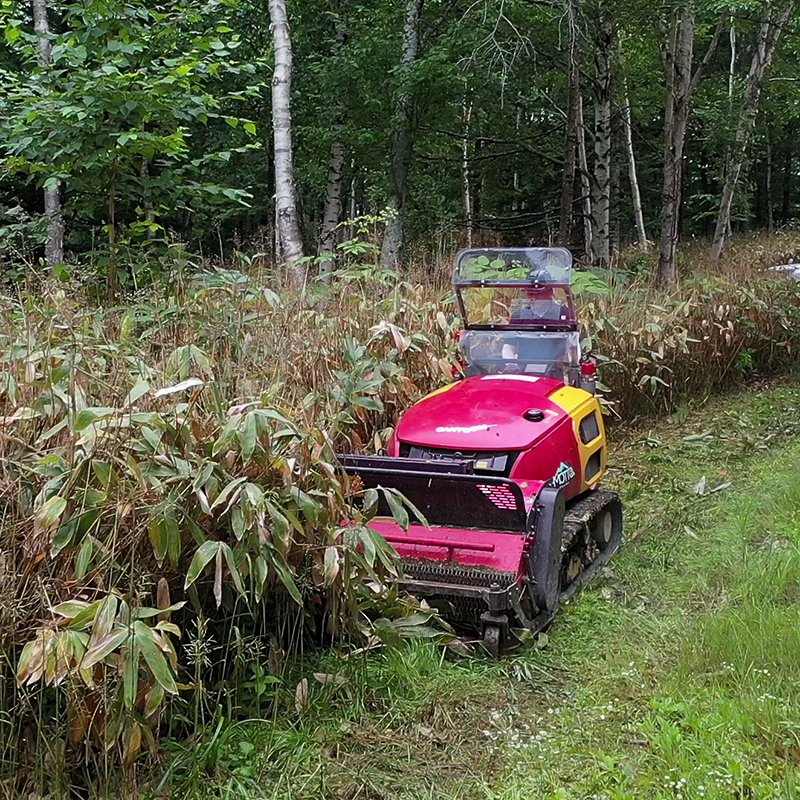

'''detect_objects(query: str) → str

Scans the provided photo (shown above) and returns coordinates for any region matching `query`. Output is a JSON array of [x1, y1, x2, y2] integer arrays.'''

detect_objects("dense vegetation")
[[3, 0, 800, 796]]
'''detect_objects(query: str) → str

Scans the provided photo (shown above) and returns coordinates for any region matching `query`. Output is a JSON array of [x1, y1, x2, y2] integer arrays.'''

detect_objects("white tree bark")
[[318, 136, 346, 282], [711, 3, 792, 261], [32, 0, 64, 267], [590, 10, 613, 266], [461, 99, 473, 247], [619, 39, 648, 250], [380, 0, 424, 270], [558, 0, 581, 246], [269, 0, 305, 287]]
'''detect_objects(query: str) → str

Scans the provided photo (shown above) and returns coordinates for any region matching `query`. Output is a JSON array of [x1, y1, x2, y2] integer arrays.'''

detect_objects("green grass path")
[[169, 382, 800, 800]]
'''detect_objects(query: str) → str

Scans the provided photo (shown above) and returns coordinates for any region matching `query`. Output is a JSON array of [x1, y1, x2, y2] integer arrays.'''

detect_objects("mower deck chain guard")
[[399, 559, 517, 614]]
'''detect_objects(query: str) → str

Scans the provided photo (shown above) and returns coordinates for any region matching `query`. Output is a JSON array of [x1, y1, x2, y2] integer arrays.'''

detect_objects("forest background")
[[2, 0, 799, 290]]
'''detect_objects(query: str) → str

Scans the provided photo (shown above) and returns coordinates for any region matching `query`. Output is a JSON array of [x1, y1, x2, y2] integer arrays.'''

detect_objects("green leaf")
[[167, 515, 181, 567], [124, 379, 150, 406], [144, 681, 165, 718], [352, 396, 383, 412], [291, 487, 320, 525], [210, 477, 247, 513], [359, 526, 377, 566], [35, 495, 67, 531], [81, 629, 128, 669], [221, 543, 245, 596], [133, 602, 185, 620], [148, 514, 168, 566], [122, 642, 139, 710], [50, 600, 92, 619], [69, 599, 104, 631], [91, 460, 113, 489], [75, 536, 93, 579], [134, 621, 177, 694], [323, 546, 339, 587], [74, 408, 115, 431], [271, 556, 303, 606], [362, 488, 379, 519], [184, 540, 222, 589], [237, 411, 257, 462], [243, 121, 256, 135], [91, 594, 119, 639], [382, 489, 408, 531]]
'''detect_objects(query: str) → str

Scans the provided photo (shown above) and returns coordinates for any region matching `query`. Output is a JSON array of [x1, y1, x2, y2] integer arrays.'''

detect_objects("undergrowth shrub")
[[584, 270, 800, 419], [0, 277, 454, 794]]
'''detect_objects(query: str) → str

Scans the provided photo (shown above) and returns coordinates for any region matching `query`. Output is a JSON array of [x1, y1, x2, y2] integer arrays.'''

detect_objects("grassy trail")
[[169, 381, 800, 800]]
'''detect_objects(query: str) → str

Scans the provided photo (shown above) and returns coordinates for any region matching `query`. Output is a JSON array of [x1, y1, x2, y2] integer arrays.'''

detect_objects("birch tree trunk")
[[380, 0, 424, 270], [710, 3, 793, 261], [461, 99, 473, 247], [558, 0, 581, 246], [318, 18, 349, 283], [590, 10, 613, 266], [577, 94, 594, 260], [619, 39, 648, 250], [318, 136, 346, 282], [658, 9, 695, 288], [269, 0, 305, 288], [32, 0, 64, 268]]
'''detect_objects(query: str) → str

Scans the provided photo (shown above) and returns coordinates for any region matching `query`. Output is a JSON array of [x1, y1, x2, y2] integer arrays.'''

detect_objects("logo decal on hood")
[[435, 424, 498, 434], [550, 461, 576, 488]]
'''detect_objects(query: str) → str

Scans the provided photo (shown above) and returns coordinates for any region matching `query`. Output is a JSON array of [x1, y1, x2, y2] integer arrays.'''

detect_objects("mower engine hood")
[[395, 374, 569, 451]]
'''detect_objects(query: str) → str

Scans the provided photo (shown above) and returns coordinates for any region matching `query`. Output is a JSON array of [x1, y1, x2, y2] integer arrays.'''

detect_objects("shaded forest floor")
[[159, 378, 800, 800]]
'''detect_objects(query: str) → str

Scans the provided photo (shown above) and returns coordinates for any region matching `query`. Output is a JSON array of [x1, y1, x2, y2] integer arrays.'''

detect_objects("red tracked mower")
[[341, 248, 622, 655]]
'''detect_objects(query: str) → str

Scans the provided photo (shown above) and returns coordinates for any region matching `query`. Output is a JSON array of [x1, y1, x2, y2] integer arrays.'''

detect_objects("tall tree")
[[577, 94, 594, 258], [318, 18, 349, 283], [558, 0, 582, 247], [658, 8, 719, 288], [589, 7, 614, 266], [710, 3, 793, 261], [269, 0, 305, 286], [619, 37, 648, 250], [380, 0, 424, 270], [31, 0, 63, 268]]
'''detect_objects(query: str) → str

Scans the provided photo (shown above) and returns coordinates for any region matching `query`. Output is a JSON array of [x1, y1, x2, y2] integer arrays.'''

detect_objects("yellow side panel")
[[549, 386, 607, 491], [419, 382, 457, 401]]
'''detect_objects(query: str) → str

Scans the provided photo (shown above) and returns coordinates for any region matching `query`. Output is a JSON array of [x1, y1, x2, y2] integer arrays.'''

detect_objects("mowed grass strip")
[[480, 384, 800, 800]]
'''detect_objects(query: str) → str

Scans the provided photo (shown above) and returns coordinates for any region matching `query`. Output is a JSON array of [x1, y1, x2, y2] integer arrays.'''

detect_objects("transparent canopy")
[[459, 285, 575, 328], [460, 330, 581, 381], [455, 247, 573, 285]]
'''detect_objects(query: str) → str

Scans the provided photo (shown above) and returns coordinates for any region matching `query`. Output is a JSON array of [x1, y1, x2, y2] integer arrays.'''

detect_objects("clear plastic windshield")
[[460, 285, 575, 327], [455, 248, 572, 284], [460, 330, 580, 381]]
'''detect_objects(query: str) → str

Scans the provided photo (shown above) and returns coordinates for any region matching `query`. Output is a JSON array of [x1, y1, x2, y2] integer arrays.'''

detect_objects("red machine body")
[[341, 247, 622, 652], [375, 375, 582, 575]]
